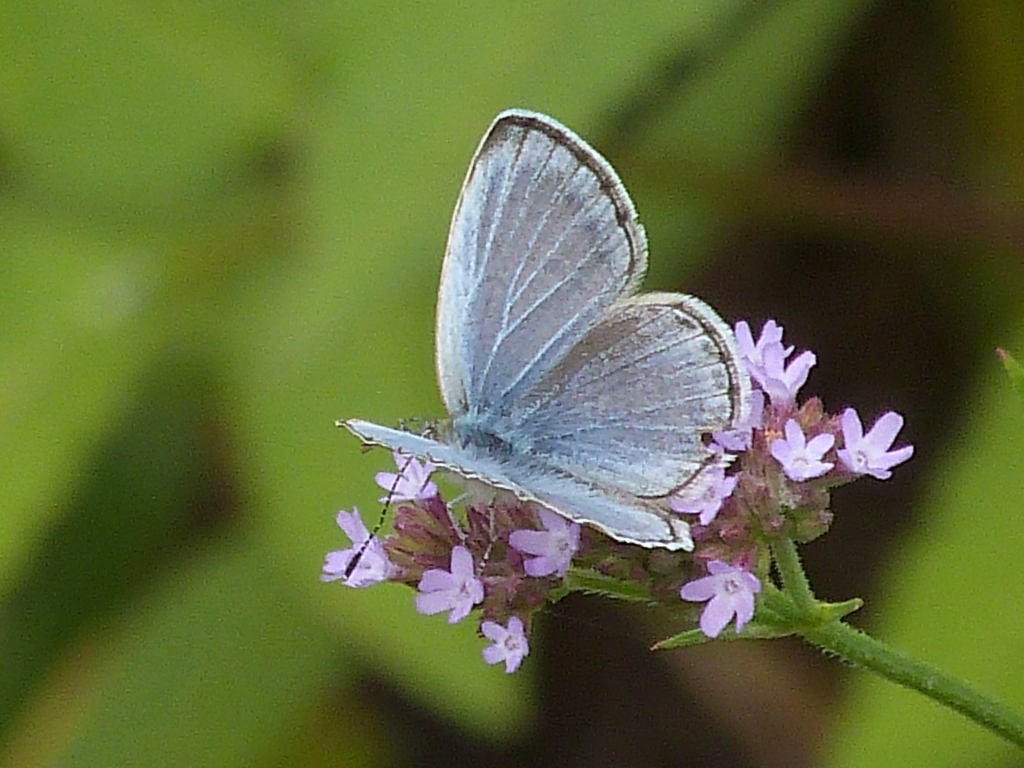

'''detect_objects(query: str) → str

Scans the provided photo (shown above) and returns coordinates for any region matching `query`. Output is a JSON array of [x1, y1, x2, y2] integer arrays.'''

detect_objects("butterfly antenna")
[[343, 454, 414, 579], [480, 507, 498, 565]]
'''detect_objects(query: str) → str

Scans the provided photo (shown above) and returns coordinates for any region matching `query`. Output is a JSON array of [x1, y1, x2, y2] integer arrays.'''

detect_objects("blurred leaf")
[[30, 540, 343, 768], [254, 684, 395, 768], [0, 0, 292, 231], [0, 206, 164, 593], [0, 352, 232, 743], [997, 348, 1024, 409]]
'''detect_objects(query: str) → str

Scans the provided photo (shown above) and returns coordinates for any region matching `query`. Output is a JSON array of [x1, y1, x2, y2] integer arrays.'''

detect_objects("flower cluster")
[[668, 320, 913, 636], [677, 321, 914, 561], [322, 452, 574, 673], [322, 319, 913, 667]]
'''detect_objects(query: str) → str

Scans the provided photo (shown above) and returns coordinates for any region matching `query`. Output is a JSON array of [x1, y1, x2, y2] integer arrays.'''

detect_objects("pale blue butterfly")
[[342, 109, 750, 551]]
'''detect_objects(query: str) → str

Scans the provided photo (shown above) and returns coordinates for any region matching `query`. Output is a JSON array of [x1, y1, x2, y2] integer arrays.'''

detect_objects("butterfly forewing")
[[436, 109, 648, 420]]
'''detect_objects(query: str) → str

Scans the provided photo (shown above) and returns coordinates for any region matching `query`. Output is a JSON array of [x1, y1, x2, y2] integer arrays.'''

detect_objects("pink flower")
[[680, 560, 761, 638], [670, 466, 738, 525], [509, 509, 580, 577], [735, 320, 792, 382], [760, 346, 816, 405], [321, 508, 393, 588], [735, 319, 815, 405], [375, 451, 438, 503], [481, 616, 529, 673], [770, 419, 835, 481], [838, 408, 914, 480], [415, 546, 484, 624]]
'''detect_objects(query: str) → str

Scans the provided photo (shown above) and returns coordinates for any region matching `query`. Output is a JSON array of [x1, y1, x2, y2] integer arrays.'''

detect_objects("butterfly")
[[341, 109, 750, 551]]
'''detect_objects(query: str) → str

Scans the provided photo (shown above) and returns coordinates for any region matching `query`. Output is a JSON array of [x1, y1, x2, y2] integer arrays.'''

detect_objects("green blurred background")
[[2, 1, 1023, 766]]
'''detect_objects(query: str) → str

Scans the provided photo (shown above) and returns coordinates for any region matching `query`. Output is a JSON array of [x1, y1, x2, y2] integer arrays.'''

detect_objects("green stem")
[[770, 536, 816, 612], [768, 534, 1024, 749], [802, 614, 1024, 749]]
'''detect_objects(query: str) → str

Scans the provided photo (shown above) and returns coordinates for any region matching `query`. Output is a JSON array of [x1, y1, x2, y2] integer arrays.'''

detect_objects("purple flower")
[[509, 508, 581, 578], [481, 616, 530, 673], [759, 345, 816, 405], [670, 466, 738, 525], [770, 419, 835, 481], [680, 560, 762, 638], [321, 508, 394, 588], [838, 408, 914, 480], [712, 388, 765, 452], [415, 545, 484, 624], [375, 451, 439, 503], [735, 320, 792, 383], [735, 319, 815, 404]]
